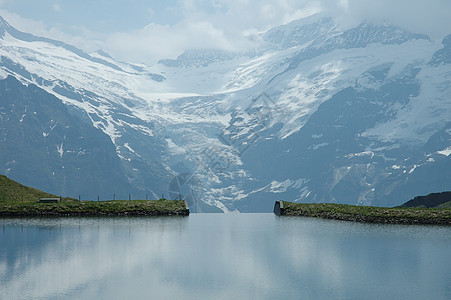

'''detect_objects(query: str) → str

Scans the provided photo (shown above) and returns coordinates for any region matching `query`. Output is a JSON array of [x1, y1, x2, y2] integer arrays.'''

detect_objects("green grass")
[[436, 201, 451, 209], [0, 174, 188, 216], [0, 174, 66, 202], [0, 199, 189, 216], [281, 201, 451, 225]]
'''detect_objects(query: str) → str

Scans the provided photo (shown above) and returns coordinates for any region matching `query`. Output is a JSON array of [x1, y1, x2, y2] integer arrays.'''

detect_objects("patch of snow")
[[270, 179, 293, 193], [57, 143, 64, 158], [128, 124, 154, 137], [346, 151, 374, 158], [437, 146, 451, 157], [299, 187, 310, 198], [409, 165, 418, 174], [213, 200, 229, 213], [269, 178, 309, 193], [123, 143, 137, 154], [363, 63, 451, 145], [310, 143, 328, 150], [165, 139, 186, 155], [0, 68, 7, 79], [371, 144, 400, 151]]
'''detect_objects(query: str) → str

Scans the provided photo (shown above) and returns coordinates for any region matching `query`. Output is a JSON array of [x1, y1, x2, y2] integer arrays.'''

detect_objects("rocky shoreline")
[[0, 200, 190, 217], [274, 201, 451, 225]]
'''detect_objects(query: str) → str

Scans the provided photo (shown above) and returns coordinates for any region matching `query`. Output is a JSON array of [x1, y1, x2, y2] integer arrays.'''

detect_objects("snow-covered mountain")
[[1, 14, 450, 212]]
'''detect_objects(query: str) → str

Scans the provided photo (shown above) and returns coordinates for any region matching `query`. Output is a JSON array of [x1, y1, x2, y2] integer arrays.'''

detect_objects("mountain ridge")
[[0, 16, 126, 72]]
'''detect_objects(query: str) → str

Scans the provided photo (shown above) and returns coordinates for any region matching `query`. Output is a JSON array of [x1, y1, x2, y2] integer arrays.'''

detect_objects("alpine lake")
[[1, 213, 450, 299]]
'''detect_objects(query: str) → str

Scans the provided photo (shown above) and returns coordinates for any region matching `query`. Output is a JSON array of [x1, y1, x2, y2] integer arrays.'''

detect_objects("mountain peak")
[[306, 21, 431, 53], [0, 16, 125, 72], [262, 14, 336, 49], [352, 22, 430, 44], [0, 15, 37, 42], [442, 34, 451, 47], [0, 16, 13, 38], [429, 33, 451, 65]]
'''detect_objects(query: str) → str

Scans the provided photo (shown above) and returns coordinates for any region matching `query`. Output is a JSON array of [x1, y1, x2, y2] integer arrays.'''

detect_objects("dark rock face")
[[401, 191, 451, 208], [273, 200, 284, 216], [0, 76, 136, 199], [429, 34, 451, 65]]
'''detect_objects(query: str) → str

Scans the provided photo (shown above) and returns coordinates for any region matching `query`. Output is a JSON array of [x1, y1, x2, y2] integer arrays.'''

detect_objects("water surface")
[[1, 214, 450, 299]]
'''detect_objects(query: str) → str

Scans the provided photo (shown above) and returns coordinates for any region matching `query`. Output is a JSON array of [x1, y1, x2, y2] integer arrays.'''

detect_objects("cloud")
[[53, 3, 61, 13], [318, 0, 451, 39], [2, 0, 451, 65], [0, 9, 48, 34], [103, 0, 321, 64], [105, 20, 234, 65], [103, 0, 451, 64], [0, 9, 104, 52]]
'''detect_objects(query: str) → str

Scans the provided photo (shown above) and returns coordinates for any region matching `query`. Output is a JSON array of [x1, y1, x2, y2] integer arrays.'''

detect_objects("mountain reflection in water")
[[1, 214, 450, 299]]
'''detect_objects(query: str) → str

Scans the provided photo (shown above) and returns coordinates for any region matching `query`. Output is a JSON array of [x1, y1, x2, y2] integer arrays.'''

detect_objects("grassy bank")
[[0, 174, 68, 202], [1, 174, 189, 216], [279, 201, 451, 225], [0, 199, 189, 216]]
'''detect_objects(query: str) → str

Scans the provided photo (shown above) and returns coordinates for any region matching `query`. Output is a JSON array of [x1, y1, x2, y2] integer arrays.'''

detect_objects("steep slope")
[[0, 173, 57, 202], [0, 76, 145, 199], [401, 191, 451, 208], [0, 17, 173, 201]]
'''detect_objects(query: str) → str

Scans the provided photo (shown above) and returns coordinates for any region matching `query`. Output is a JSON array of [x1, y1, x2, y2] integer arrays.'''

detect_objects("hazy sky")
[[1, 0, 450, 65]]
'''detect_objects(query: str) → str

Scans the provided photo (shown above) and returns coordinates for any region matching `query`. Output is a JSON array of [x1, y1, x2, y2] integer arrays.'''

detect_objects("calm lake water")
[[1, 214, 450, 299]]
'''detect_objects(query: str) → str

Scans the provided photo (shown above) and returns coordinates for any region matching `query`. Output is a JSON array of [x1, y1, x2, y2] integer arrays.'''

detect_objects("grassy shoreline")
[[0, 200, 189, 217], [277, 201, 451, 225]]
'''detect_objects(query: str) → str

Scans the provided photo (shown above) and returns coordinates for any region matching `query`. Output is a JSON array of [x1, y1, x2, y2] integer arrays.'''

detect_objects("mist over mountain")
[[1, 14, 450, 212]]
